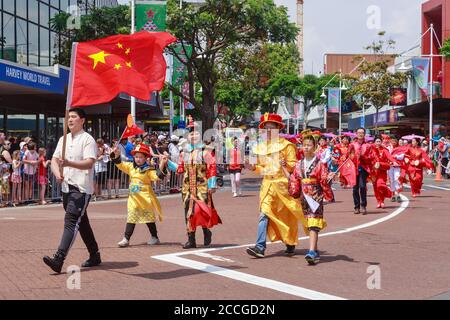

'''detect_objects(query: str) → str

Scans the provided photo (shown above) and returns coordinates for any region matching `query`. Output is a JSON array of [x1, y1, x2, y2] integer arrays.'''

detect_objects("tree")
[[166, 0, 298, 129], [346, 32, 406, 130], [216, 42, 301, 125], [440, 36, 450, 59], [50, 5, 130, 66]]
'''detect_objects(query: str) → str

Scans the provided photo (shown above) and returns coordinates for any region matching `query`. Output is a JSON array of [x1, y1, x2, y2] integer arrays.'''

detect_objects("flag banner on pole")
[[412, 57, 430, 95], [182, 81, 195, 109], [328, 88, 340, 113], [136, 1, 167, 32], [70, 31, 176, 107], [171, 43, 192, 86]]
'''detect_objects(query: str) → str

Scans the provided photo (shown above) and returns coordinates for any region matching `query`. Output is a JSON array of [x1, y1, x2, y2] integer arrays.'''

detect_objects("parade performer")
[[405, 137, 434, 197], [43, 108, 101, 273], [168, 119, 221, 249], [288, 135, 332, 265], [371, 136, 395, 208], [110, 143, 168, 248], [350, 128, 375, 215], [335, 134, 356, 188], [228, 137, 244, 197], [389, 137, 408, 202], [245, 113, 304, 258], [317, 136, 335, 202]]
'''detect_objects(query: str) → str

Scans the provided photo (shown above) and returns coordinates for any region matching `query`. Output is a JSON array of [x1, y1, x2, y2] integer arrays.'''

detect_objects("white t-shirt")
[[53, 130, 97, 195]]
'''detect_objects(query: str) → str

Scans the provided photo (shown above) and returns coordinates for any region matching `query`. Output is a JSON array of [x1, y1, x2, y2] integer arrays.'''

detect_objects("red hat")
[[259, 113, 285, 129], [131, 144, 151, 157]]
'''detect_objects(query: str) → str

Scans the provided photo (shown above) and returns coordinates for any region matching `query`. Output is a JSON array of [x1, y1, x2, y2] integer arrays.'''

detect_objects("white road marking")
[[152, 195, 410, 300], [193, 252, 236, 263], [0, 217, 16, 220], [423, 184, 450, 191], [153, 255, 345, 300]]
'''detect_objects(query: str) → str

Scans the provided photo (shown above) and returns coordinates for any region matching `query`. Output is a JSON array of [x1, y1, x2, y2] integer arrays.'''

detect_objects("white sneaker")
[[118, 237, 129, 248], [238, 191, 243, 197], [233, 193, 238, 197], [147, 236, 160, 245]]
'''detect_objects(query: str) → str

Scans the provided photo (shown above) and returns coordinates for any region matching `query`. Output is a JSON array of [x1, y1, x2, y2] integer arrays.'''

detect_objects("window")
[[3, 0, 15, 14], [39, 27, 50, 66], [29, 0, 39, 24], [17, 18, 28, 65], [7, 114, 38, 138], [29, 23, 39, 66], [2, 13, 15, 62], [16, 0, 28, 19], [39, 1, 49, 28]]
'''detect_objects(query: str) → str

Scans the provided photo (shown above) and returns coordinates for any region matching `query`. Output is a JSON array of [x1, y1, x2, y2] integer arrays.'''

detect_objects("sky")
[[118, 0, 427, 75]]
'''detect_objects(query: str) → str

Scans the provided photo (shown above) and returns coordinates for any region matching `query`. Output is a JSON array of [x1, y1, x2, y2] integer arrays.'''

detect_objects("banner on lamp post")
[[412, 57, 430, 95], [136, 1, 167, 32], [171, 43, 193, 86], [327, 88, 340, 113]]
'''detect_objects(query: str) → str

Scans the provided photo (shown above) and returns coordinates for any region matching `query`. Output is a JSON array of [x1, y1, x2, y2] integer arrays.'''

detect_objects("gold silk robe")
[[253, 138, 304, 246], [116, 162, 163, 224]]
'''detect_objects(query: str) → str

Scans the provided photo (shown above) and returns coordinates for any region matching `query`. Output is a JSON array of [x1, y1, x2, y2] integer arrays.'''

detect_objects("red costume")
[[335, 142, 356, 187], [371, 145, 394, 206], [391, 145, 409, 187], [404, 146, 434, 196]]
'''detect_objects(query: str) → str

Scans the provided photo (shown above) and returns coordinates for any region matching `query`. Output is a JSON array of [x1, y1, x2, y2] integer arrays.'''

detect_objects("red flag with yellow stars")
[[120, 114, 145, 139], [70, 31, 176, 107]]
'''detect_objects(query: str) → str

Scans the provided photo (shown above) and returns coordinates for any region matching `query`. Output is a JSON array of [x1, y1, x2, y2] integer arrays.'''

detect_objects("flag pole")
[[131, 0, 137, 123], [61, 42, 78, 176]]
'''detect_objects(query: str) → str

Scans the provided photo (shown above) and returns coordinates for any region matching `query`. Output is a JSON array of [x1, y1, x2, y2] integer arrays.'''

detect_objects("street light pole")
[[429, 23, 434, 152], [131, 0, 136, 121], [339, 69, 342, 135]]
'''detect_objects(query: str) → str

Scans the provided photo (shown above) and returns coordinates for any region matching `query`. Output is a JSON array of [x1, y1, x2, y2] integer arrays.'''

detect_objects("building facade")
[[1, 0, 118, 67]]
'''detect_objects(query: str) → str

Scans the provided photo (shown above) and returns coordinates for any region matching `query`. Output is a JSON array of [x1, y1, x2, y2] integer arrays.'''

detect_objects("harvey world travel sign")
[[0, 60, 67, 94]]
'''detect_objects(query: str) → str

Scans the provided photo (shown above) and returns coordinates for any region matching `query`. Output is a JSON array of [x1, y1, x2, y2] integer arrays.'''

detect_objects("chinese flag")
[[120, 114, 145, 139], [70, 31, 177, 107]]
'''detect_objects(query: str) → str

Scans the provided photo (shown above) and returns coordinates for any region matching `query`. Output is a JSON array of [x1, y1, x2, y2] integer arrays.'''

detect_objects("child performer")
[[111, 143, 168, 247], [287, 135, 332, 265]]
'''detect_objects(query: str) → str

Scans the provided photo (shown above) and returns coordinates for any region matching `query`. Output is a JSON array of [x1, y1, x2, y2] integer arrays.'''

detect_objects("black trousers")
[[442, 157, 449, 178], [353, 168, 369, 209], [125, 223, 158, 240], [57, 185, 99, 257]]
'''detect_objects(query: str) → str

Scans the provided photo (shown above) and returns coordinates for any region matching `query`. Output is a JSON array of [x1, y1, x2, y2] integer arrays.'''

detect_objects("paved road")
[[0, 172, 449, 300]]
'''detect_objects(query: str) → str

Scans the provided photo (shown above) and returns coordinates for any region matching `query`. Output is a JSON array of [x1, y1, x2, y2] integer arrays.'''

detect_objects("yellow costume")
[[253, 138, 304, 246], [116, 162, 163, 224]]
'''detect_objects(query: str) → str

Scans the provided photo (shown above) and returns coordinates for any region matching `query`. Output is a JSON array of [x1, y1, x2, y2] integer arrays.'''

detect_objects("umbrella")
[[323, 133, 337, 139], [342, 132, 357, 138], [402, 134, 425, 141]]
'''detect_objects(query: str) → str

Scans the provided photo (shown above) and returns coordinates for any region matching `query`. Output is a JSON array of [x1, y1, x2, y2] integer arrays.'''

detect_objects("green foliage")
[[440, 37, 450, 60], [50, 5, 131, 65]]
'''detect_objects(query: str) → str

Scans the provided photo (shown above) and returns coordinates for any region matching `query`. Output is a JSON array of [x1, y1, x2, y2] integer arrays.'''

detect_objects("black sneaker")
[[285, 245, 296, 257], [43, 253, 65, 274], [391, 196, 396, 202], [246, 246, 265, 258], [81, 252, 101, 268], [182, 240, 197, 249]]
